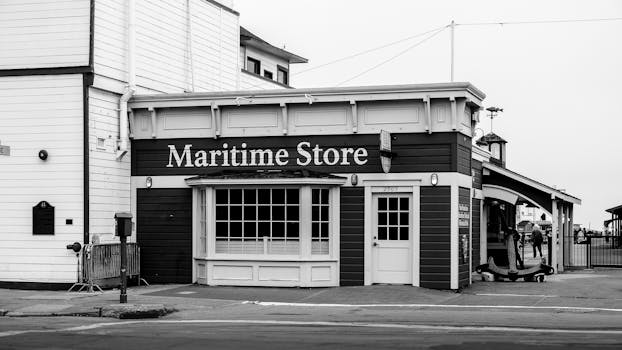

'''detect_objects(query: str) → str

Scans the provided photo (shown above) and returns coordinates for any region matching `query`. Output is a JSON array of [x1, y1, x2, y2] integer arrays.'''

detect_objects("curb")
[[0, 305, 176, 319], [98, 304, 176, 319]]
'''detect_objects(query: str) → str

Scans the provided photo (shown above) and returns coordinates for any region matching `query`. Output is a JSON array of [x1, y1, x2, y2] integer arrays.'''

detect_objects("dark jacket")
[[532, 229, 543, 245]]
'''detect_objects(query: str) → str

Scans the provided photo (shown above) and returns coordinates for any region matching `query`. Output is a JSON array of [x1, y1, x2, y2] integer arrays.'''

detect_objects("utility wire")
[[293, 25, 449, 77], [456, 17, 622, 26], [336, 26, 448, 87]]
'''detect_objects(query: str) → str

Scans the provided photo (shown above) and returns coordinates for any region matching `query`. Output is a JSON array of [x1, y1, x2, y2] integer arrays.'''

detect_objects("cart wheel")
[[537, 275, 545, 283]]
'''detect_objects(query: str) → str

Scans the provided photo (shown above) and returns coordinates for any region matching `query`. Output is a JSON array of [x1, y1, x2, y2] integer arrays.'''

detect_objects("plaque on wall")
[[33, 201, 54, 235]]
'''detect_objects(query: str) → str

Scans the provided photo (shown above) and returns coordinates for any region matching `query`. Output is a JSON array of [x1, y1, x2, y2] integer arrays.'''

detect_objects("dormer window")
[[277, 65, 288, 85], [247, 56, 260, 74]]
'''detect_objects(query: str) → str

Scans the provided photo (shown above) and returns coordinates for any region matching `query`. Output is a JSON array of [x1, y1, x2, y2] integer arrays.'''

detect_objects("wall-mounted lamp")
[[146, 176, 152, 189], [351, 174, 358, 186], [38, 150, 48, 161], [431, 173, 438, 186]]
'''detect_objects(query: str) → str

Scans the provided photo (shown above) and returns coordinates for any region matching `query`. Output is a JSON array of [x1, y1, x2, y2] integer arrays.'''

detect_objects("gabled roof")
[[606, 204, 622, 214], [240, 26, 308, 64], [476, 132, 507, 146]]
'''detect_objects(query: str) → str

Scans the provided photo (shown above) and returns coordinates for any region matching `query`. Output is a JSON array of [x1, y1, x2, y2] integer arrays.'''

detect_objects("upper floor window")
[[277, 65, 288, 85], [264, 70, 273, 80], [247, 57, 261, 74]]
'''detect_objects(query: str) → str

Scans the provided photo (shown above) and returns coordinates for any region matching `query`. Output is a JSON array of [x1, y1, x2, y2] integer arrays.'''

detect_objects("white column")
[[568, 204, 574, 267], [559, 204, 566, 272], [450, 185, 458, 289], [551, 200, 558, 272], [480, 201, 487, 265]]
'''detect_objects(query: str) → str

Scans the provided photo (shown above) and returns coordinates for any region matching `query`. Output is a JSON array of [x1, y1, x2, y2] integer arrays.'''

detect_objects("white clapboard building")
[[0, 0, 306, 288]]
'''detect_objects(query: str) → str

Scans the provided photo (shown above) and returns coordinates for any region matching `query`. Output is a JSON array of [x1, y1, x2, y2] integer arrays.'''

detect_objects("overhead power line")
[[293, 24, 449, 77], [336, 26, 448, 87], [456, 17, 622, 26]]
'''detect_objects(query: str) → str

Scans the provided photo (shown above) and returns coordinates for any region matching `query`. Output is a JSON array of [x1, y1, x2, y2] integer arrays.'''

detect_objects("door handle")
[[373, 242, 379, 247]]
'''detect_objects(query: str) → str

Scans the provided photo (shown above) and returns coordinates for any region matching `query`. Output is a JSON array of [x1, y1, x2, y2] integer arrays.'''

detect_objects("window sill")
[[241, 69, 292, 89]]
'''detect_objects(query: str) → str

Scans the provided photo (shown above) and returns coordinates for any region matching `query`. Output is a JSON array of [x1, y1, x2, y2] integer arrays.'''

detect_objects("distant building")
[[0, 0, 306, 287]]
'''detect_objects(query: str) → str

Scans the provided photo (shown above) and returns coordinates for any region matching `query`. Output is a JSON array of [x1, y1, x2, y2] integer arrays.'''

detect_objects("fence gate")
[[567, 235, 622, 269], [588, 236, 622, 267]]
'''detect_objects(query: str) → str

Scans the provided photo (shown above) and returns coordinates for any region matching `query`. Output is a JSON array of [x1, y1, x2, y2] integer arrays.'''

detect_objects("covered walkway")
[[481, 162, 581, 273]]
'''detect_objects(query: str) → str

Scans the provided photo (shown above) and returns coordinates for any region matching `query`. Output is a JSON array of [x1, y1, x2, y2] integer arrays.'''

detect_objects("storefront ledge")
[[195, 257, 338, 263]]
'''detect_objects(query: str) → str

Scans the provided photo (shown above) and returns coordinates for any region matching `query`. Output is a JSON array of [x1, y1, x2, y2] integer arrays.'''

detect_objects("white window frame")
[[214, 187, 301, 256], [188, 177, 345, 262]]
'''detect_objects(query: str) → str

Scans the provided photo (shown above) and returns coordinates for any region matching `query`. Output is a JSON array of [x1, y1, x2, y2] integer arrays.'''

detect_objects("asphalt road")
[[2, 305, 622, 349]]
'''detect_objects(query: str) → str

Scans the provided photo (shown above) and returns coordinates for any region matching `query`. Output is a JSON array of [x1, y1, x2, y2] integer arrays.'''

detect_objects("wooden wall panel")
[[419, 186, 451, 289], [0, 0, 90, 69], [137, 188, 192, 284], [0, 74, 84, 283], [339, 187, 365, 286]]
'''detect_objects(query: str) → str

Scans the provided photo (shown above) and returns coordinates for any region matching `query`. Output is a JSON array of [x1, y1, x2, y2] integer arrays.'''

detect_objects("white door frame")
[[371, 192, 413, 284], [363, 180, 421, 286]]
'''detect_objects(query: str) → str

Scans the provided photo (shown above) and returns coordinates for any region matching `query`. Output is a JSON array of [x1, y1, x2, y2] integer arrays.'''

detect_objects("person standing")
[[532, 224, 544, 258]]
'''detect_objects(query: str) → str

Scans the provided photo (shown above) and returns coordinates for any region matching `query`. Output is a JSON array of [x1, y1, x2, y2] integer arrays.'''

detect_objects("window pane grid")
[[311, 188, 330, 255], [215, 188, 300, 255], [377, 196, 409, 241]]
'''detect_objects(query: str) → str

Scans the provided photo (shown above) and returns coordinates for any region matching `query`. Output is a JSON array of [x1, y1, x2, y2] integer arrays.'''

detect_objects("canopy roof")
[[483, 162, 581, 214]]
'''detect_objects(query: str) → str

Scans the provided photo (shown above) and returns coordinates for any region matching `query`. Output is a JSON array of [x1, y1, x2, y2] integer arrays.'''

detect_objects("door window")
[[377, 196, 410, 241]]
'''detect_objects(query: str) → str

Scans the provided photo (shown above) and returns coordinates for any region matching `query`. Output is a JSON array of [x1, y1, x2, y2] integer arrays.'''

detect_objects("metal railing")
[[69, 242, 147, 292]]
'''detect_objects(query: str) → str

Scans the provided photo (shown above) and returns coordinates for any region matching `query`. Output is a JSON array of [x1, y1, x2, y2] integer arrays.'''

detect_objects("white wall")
[[0, 74, 84, 283], [242, 46, 289, 85], [94, 0, 241, 93], [239, 70, 285, 90], [88, 88, 131, 242], [0, 0, 90, 69]]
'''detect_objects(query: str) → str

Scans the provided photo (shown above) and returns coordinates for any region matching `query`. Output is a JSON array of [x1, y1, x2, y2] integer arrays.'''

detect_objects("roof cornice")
[[128, 82, 486, 109]]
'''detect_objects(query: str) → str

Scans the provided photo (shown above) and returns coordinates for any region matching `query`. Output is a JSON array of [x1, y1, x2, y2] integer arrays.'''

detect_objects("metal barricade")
[[69, 242, 147, 292]]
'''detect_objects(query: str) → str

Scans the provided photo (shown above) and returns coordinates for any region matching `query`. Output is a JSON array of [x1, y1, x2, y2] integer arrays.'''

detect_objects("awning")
[[185, 169, 347, 186], [482, 162, 581, 213]]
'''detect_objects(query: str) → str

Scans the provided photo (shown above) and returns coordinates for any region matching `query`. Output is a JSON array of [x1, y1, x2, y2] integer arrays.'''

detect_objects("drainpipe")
[[117, 0, 136, 160]]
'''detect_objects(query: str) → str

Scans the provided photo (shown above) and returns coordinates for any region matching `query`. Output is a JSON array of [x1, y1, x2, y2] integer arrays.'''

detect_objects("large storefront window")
[[215, 188, 300, 255]]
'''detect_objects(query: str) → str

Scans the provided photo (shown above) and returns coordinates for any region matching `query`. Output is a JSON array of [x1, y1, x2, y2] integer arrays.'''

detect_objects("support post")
[[120, 234, 127, 303], [568, 204, 574, 267], [551, 200, 558, 271]]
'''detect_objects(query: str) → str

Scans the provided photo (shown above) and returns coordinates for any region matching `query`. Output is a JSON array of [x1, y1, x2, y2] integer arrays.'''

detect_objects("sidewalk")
[[1, 268, 620, 318]]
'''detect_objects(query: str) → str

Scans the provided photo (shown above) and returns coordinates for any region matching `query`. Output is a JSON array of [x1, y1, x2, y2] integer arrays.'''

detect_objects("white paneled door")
[[372, 193, 412, 284]]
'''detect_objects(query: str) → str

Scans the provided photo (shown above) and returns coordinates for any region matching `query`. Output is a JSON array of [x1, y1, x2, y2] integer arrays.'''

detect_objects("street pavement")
[[1, 268, 621, 349]]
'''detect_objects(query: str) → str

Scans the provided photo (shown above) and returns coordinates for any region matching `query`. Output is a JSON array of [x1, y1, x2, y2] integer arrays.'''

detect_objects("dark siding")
[[420, 186, 451, 289], [137, 188, 193, 284], [472, 160, 483, 189], [340, 187, 365, 286], [456, 134, 472, 175], [472, 198, 481, 271], [458, 187, 471, 288], [132, 132, 464, 176]]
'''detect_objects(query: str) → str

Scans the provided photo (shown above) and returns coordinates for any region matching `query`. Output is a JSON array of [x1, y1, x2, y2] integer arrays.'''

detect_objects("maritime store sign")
[[167, 142, 369, 168]]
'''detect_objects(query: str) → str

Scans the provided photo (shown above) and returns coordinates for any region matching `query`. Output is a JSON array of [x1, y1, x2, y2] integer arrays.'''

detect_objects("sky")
[[229, 0, 622, 229]]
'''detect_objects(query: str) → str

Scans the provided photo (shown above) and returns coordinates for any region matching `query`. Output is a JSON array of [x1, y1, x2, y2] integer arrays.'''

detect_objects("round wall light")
[[431, 173, 439, 186], [146, 176, 153, 189], [38, 150, 48, 161]]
